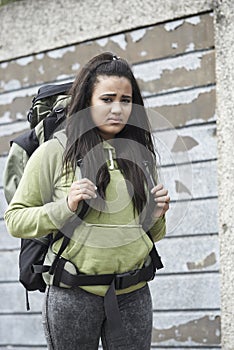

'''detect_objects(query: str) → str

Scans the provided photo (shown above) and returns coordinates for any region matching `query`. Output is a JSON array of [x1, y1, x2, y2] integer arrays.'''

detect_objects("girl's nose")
[[111, 102, 121, 114]]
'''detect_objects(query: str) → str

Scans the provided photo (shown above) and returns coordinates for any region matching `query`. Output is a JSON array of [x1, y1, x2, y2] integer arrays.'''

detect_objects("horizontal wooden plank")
[[0, 310, 220, 347], [160, 160, 217, 201], [147, 86, 216, 129], [0, 220, 20, 250], [150, 273, 220, 310], [153, 123, 217, 166], [0, 235, 219, 282], [0, 190, 8, 219], [0, 192, 218, 246], [0, 271, 220, 313], [0, 123, 217, 175], [166, 198, 218, 236], [0, 156, 7, 187], [156, 235, 219, 274], [134, 50, 215, 96], [0, 314, 46, 346], [0, 84, 216, 131], [0, 13, 214, 93], [152, 311, 221, 347], [0, 160, 218, 217]]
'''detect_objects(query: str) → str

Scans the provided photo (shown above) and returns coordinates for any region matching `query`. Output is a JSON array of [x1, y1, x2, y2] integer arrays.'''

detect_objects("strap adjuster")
[[114, 269, 140, 290]]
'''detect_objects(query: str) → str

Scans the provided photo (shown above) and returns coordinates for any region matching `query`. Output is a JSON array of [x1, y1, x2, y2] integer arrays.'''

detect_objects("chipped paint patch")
[[38, 65, 45, 75], [140, 51, 147, 57], [56, 74, 71, 81], [0, 86, 38, 105], [47, 46, 76, 59], [16, 56, 34, 66], [36, 53, 45, 60], [186, 42, 195, 52], [110, 34, 127, 50], [147, 86, 215, 107], [16, 112, 25, 120], [164, 19, 184, 31], [0, 121, 29, 137], [130, 29, 146, 42], [172, 136, 199, 152], [172, 42, 178, 49], [175, 180, 192, 196], [96, 38, 108, 47], [187, 252, 217, 270], [72, 62, 80, 71], [1, 79, 21, 91], [186, 16, 201, 25], [133, 51, 206, 82], [0, 111, 11, 123], [1, 62, 8, 69], [152, 315, 221, 345]]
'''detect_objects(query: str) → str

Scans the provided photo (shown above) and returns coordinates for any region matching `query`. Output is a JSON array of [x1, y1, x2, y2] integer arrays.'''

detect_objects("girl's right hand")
[[67, 178, 97, 212]]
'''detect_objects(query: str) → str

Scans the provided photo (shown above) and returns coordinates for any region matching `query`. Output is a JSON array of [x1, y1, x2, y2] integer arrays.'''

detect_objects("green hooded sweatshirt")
[[4, 131, 166, 296]]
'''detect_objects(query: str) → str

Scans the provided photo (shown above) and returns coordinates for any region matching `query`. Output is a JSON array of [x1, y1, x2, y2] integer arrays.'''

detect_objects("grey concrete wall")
[[214, 0, 234, 349], [0, 0, 214, 61], [0, 0, 233, 349]]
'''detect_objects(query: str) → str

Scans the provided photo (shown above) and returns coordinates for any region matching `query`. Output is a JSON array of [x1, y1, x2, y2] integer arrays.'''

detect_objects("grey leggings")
[[42, 284, 152, 350]]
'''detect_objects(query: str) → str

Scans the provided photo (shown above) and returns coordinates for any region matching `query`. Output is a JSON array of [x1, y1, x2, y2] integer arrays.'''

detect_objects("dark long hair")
[[64, 52, 157, 217]]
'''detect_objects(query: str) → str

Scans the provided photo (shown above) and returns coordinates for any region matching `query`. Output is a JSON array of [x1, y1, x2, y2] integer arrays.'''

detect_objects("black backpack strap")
[[35, 82, 73, 102], [11, 129, 39, 158], [43, 108, 66, 142]]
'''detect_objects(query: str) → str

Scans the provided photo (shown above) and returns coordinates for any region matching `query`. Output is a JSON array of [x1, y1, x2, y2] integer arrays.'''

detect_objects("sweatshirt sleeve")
[[4, 139, 76, 239], [3, 142, 29, 204], [149, 215, 166, 242]]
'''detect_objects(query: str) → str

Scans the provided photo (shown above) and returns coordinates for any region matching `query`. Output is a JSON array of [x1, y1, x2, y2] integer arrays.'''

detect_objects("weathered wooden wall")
[[0, 11, 220, 350]]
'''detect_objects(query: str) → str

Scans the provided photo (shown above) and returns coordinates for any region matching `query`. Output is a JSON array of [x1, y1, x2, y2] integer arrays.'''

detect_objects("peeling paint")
[[0, 111, 11, 123], [96, 38, 108, 47], [172, 136, 199, 152], [1, 79, 21, 91], [56, 74, 71, 80], [130, 29, 146, 42], [36, 53, 45, 60], [140, 51, 147, 56], [175, 180, 192, 196], [186, 42, 195, 52], [187, 252, 217, 270], [71, 62, 80, 71], [38, 65, 45, 75], [47, 46, 76, 59], [164, 19, 184, 31], [110, 34, 127, 50], [0, 87, 38, 105], [1, 62, 8, 69], [186, 16, 201, 25], [172, 42, 178, 49], [164, 16, 201, 32], [16, 56, 34, 66], [152, 316, 220, 344], [16, 112, 25, 120], [147, 86, 215, 107], [0, 121, 29, 137], [133, 51, 205, 82]]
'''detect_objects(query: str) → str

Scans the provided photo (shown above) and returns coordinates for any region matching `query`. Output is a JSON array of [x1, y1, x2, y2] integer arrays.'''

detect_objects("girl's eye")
[[121, 99, 131, 104], [102, 98, 112, 103]]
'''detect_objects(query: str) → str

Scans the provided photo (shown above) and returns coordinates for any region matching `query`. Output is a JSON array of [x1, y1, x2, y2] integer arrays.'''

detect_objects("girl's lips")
[[107, 117, 122, 123]]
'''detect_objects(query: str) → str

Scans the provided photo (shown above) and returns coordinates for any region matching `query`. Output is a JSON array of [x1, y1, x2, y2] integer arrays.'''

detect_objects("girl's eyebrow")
[[100, 92, 132, 98]]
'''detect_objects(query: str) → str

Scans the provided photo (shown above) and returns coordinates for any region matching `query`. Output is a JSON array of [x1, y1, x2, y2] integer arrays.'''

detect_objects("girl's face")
[[90, 75, 132, 140]]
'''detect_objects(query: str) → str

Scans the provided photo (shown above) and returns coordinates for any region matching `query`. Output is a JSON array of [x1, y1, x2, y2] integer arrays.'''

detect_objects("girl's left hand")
[[151, 184, 170, 218]]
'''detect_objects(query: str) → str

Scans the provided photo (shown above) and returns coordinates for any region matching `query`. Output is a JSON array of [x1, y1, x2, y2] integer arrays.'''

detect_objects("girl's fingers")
[[154, 195, 170, 203]]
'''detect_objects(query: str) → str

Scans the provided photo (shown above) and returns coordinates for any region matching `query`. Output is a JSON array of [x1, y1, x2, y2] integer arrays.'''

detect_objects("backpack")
[[3, 82, 76, 308], [4, 81, 164, 343]]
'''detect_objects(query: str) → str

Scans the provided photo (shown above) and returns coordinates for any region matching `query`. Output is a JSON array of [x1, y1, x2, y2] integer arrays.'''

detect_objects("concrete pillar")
[[214, 0, 234, 349]]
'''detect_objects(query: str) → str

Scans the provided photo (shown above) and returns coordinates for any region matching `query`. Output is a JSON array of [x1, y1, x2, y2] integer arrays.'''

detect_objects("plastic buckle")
[[115, 269, 140, 290]]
